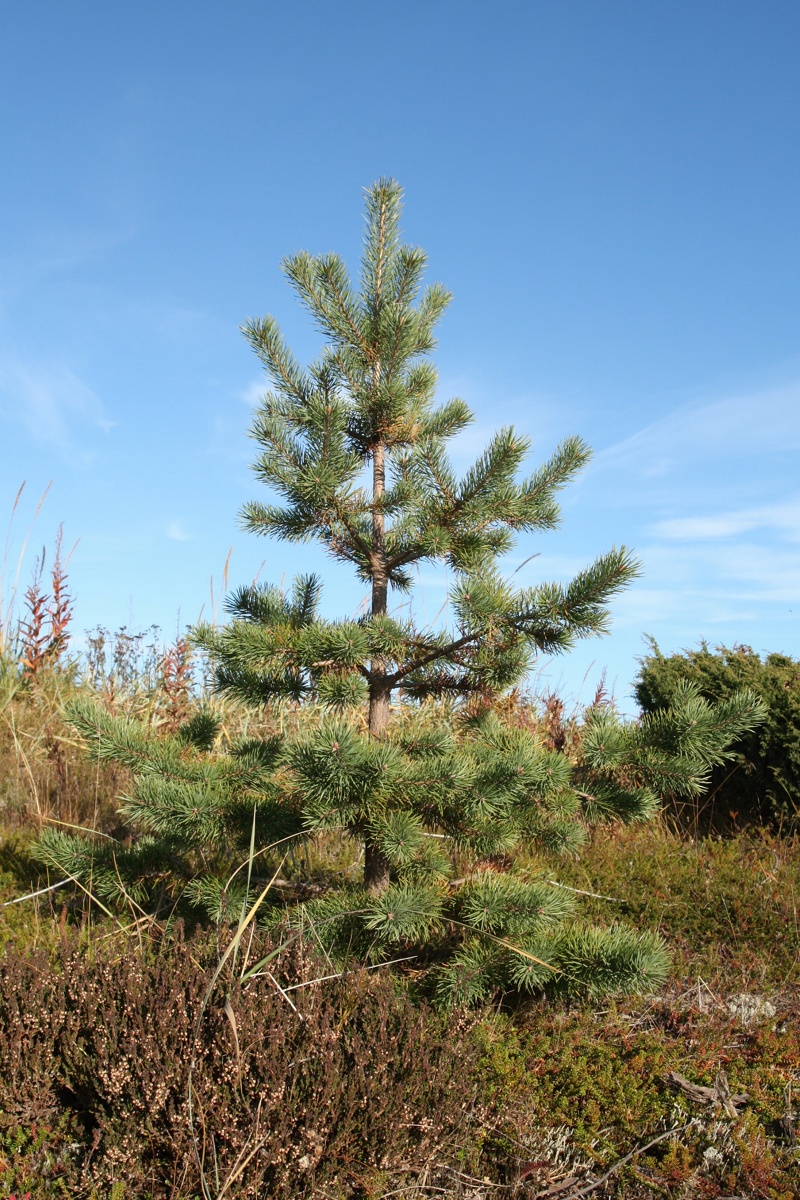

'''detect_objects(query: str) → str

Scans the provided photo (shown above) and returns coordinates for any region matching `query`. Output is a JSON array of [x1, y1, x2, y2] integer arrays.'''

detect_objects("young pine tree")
[[199, 178, 643, 894], [37, 181, 764, 1004]]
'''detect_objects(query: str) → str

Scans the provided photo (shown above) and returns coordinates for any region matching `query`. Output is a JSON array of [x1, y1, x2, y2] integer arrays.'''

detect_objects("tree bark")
[[364, 834, 391, 894], [365, 219, 392, 896], [365, 436, 392, 894]]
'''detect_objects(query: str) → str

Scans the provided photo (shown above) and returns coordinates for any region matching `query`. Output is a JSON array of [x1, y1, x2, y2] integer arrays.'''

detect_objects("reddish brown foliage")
[[19, 528, 74, 680], [158, 636, 193, 732]]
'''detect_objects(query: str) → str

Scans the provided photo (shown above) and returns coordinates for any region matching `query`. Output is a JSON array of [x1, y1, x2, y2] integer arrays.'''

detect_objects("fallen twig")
[[665, 1069, 749, 1118], [542, 879, 624, 904], [2, 878, 70, 905], [537, 1123, 691, 1199]]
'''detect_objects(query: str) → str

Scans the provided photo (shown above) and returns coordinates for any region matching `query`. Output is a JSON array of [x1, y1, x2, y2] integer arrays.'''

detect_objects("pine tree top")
[[196, 180, 640, 711]]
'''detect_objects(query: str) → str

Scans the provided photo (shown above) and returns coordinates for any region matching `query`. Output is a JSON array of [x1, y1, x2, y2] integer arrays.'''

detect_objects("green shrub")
[[635, 640, 800, 826]]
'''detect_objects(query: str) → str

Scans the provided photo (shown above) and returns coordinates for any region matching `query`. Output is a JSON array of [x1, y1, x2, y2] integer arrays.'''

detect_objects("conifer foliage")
[[36, 181, 765, 1004], [199, 178, 642, 894]]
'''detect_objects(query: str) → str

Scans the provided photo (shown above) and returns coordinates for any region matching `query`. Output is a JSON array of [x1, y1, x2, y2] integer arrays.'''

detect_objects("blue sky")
[[2, 1, 798, 711]]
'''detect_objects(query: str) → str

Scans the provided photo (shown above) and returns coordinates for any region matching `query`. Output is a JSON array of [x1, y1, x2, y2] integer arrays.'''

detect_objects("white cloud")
[[0, 361, 114, 451], [655, 513, 760, 540], [653, 496, 800, 542], [240, 379, 265, 408], [612, 586, 686, 626], [166, 520, 191, 542], [596, 383, 800, 477], [702, 542, 800, 603], [1, 224, 138, 288]]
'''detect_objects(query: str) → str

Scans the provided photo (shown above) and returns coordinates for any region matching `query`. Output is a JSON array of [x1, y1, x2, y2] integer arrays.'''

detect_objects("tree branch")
[[385, 628, 482, 687]]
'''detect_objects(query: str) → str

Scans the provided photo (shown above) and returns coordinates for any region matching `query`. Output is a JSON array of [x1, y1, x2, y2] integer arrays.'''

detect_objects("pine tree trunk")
[[365, 437, 392, 895], [364, 832, 391, 893]]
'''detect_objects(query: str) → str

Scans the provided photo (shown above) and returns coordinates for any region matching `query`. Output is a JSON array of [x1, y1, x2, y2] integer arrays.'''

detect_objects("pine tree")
[[36, 180, 765, 1004], [198, 178, 643, 895]]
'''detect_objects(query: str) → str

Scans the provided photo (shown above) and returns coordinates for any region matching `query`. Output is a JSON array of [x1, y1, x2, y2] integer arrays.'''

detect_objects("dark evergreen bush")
[[634, 639, 800, 825]]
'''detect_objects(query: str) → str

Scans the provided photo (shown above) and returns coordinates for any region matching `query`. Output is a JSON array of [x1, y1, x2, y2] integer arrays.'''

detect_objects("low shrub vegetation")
[[0, 931, 492, 1198], [1, 182, 797, 1196], [1, 828, 798, 1197]]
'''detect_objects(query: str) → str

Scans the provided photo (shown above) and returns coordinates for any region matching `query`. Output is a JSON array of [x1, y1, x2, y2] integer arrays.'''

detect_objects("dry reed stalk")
[[207, 546, 233, 628], [1, 708, 44, 823]]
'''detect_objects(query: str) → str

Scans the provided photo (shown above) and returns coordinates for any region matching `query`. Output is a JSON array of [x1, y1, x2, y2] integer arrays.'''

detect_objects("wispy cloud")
[[0, 361, 114, 452], [240, 379, 265, 408], [567, 377, 800, 673], [1, 224, 139, 286], [613, 541, 800, 630], [596, 383, 800, 478], [684, 541, 800, 603], [165, 520, 191, 542], [653, 496, 800, 541], [0, 224, 139, 325]]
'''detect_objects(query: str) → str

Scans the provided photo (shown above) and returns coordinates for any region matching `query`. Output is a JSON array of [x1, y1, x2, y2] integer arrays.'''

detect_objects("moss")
[[476, 984, 800, 1196], [0, 1113, 83, 1198]]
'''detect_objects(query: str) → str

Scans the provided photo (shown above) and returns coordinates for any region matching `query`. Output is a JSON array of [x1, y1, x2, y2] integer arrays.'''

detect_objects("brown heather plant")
[[0, 930, 492, 1199]]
